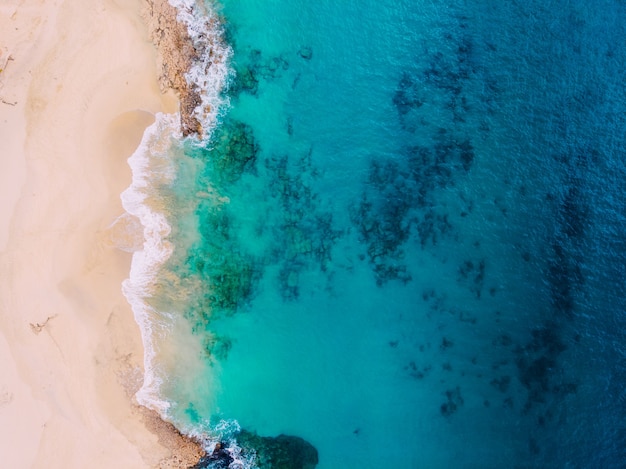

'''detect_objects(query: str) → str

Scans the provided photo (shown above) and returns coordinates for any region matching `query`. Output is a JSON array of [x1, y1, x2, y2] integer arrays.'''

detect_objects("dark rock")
[[190, 442, 234, 469], [298, 46, 313, 60], [237, 430, 319, 469]]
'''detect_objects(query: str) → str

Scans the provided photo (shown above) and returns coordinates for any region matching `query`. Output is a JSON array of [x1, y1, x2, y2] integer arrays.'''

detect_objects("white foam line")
[[121, 112, 180, 414]]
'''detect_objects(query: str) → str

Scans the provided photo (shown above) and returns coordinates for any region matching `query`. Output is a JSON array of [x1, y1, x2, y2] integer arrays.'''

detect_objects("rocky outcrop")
[[143, 0, 203, 136], [190, 429, 318, 469], [137, 406, 207, 468], [237, 430, 319, 469], [189, 442, 234, 469]]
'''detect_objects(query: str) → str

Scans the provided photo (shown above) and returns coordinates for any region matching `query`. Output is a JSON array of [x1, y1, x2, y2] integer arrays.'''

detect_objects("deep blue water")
[[129, 0, 626, 467]]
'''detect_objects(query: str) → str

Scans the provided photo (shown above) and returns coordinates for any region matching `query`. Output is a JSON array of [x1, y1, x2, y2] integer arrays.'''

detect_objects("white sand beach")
[[0, 0, 199, 467]]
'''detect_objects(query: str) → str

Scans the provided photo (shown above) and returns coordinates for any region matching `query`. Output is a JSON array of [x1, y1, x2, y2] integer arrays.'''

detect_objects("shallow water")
[[124, 0, 626, 467]]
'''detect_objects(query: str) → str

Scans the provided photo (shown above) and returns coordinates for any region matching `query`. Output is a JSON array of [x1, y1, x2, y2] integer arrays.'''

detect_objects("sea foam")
[[121, 112, 180, 414], [168, 0, 233, 141]]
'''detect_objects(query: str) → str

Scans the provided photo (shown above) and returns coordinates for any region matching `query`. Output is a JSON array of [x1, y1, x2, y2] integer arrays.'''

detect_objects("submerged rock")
[[298, 46, 313, 60], [237, 430, 319, 469], [206, 119, 259, 184], [189, 430, 318, 469], [232, 65, 259, 96]]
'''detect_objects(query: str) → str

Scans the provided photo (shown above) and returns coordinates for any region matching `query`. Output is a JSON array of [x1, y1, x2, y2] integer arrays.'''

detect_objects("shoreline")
[[0, 0, 203, 467]]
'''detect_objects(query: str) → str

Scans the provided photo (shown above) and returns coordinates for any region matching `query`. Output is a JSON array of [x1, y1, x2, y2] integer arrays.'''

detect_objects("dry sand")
[[0, 0, 202, 467]]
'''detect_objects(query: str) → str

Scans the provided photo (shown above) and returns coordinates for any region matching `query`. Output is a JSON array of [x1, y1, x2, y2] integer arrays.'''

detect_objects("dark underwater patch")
[[203, 334, 233, 363], [231, 64, 260, 96], [351, 14, 486, 286], [457, 258, 485, 298], [392, 14, 488, 134], [440, 386, 464, 417], [351, 134, 476, 285], [192, 430, 319, 469], [236, 430, 319, 469], [514, 322, 580, 415], [172, 122, 263, 331], [229, 48, 292, 99], [201, 118, 259, 186], [264, 152, 342, 299], [298, 46, 313, 60], [392, 71, 424, 116]]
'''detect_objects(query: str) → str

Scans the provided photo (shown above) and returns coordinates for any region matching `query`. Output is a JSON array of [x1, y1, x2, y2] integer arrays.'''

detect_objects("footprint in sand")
[[0, 387, 14, 407]]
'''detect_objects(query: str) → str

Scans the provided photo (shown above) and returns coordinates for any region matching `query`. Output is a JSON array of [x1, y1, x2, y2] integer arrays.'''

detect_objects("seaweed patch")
[[264, 151, 343, 299], [440, 386, 464, 417]]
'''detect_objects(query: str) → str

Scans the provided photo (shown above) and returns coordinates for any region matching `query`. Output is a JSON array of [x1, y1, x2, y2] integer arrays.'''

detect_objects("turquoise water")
[[125, 0, 626, 467]]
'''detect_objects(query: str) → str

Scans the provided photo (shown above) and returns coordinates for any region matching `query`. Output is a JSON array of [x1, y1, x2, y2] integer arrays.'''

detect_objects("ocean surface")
[[122, 0, 626, 467]]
